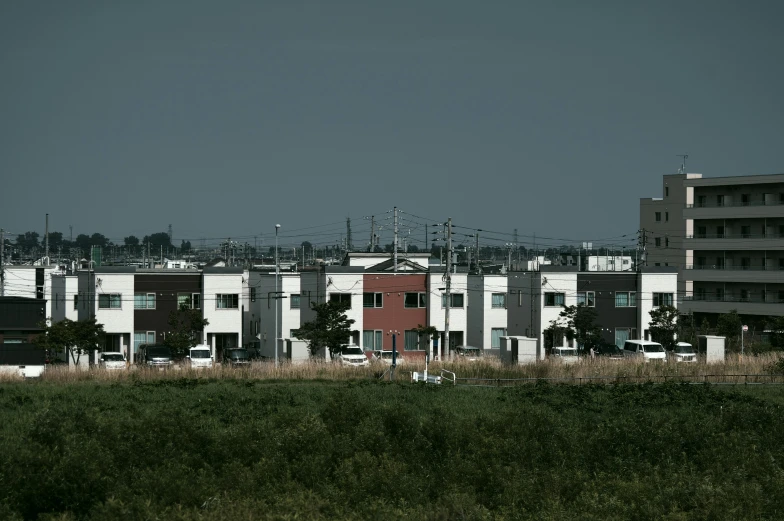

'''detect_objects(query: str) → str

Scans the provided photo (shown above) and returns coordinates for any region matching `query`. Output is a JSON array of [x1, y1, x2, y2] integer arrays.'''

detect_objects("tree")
[[124, 236, 140, 247], [648, 305, 679, 351], [408, 245, 420, 253], [47, 231, 64, 252], [143, 232, 172, 250], [74, 234, 91, 254], [717, 310, 742, 350], [301, 241, 313, 258], [180, 240, 192, 253], [544, 316, 570, 352], [559, 304, 601, 352], [700, 316, 712, 336], [413, 324, 438, 352], [293, 301, 355, 359], [15, 231, 40, 253], [90, 233, 109, 249], [36, 317, 105, 365], [163, 303, 209, 357]]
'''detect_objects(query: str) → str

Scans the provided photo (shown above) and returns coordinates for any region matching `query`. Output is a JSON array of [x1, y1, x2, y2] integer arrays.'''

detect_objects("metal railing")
[[685, 200, 784, 209], [454, 374, 784, 387], [685, 264, 782, 271]]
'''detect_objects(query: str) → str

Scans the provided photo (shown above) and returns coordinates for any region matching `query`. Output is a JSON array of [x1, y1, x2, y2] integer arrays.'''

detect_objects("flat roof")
[[684, 172, 784, 187]]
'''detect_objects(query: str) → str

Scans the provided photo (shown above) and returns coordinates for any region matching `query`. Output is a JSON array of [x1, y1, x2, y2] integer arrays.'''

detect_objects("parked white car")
[[100, 352, 127, 370], [371, 350, 405, 365], [187, 345, 214, 369], [337, 345, 369, 367], [552, 346, 580, 364], [673, 342, 697, 363], [623, 340, 667, 362]]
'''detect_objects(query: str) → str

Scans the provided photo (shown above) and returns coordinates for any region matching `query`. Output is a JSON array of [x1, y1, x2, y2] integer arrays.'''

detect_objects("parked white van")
[[187, 345, 214, 369], [99, 352, 127, 370], [623, 340, 667, 362], [552, 346, 580, 364]]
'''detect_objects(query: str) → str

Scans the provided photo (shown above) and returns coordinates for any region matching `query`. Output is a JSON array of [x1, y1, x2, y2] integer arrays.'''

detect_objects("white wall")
[[203, 271, 243, 354], [50, 275, 78, 322], [325, 271, 364, 344], [251, 271, 302, 356], [91, 272, 134, 356], [427, 271, 468, 352], [638, 272, 679, 338], [538, 271, 578, 349], [467, 274, 508, 349], [3, 265, 59, 323]]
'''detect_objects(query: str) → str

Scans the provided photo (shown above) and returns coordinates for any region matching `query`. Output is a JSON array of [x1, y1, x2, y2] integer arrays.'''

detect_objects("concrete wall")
[[638, 271, 679, 340], [427, 271, 468, 355], [467, 274, 508, 349], [203, 270, 243, 357]]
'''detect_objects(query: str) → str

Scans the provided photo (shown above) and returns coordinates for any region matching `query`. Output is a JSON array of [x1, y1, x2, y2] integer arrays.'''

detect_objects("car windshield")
[[643, 344, 664, 352], [458, 347, 480, 355], [555, 349, 577, 356], [675, 345, 694, 354], [147, 347, 171, 358], [343, 347, 364, 356], [191, 350, 211, 359], [228, 349, 249, 359], [103, 354, 124, 362]]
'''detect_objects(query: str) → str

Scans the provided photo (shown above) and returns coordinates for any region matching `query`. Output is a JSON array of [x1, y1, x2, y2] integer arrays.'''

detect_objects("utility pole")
[[0, 228, 4, 296], [346, 217, 352, 252], [475, 232, 480, 274], [393, 207, 398, 273], [514, 228, 519, 270], [369, 216, 375, 252], [45, 213, 49, 264], [444, 217, 452, 360]]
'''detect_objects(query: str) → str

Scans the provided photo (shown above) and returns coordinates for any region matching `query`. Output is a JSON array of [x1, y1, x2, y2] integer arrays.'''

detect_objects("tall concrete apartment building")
[[641, 172, 784, 321]]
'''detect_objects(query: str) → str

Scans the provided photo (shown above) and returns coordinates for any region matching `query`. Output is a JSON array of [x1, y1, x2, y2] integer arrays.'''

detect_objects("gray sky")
[[2, 1, 782, 252]]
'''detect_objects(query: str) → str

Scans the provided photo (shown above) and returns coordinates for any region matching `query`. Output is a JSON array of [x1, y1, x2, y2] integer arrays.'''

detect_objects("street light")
[[274, 224, 280, 368]]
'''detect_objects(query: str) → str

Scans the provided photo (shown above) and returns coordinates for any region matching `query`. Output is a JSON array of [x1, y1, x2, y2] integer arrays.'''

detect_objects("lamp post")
[[274, 224, 281, 368]]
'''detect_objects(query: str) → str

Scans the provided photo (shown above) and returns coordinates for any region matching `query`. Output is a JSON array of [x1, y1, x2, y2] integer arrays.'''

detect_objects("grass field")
[[1, 375, 783, 520]]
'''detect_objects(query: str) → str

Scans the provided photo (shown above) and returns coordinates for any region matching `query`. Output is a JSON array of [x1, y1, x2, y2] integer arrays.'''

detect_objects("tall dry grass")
[[3, 352, 780, 385]]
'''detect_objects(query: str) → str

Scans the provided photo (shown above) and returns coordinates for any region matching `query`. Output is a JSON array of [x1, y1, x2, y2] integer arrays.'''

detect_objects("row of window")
[[695, 224, 784, 239], [694, 288, 784, 302], [361, 327, 508, 350], [334, 292, 508, 309], [544, 292, 673, 307], [95, 293, 234, 310]]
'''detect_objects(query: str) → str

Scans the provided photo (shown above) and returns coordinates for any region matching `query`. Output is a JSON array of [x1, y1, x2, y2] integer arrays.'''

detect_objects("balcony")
[[683, 233, 784, 251], [680, 295, 784, 316], [685, 265, 784, 283], [684, 200, 784, 220]]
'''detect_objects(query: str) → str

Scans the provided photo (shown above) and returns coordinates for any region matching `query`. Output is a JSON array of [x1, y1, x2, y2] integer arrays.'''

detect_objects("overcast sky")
[[1, 1, 782, 252]]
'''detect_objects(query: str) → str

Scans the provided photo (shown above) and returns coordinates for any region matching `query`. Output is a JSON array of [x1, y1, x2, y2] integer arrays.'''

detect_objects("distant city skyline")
[[2, 1, 782, 251]]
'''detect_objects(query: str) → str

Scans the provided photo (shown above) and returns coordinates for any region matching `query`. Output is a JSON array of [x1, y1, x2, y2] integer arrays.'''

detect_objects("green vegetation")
[[1, 379, 783, 520], [163, 303, 209, 357], [294, 301, 355, 358]]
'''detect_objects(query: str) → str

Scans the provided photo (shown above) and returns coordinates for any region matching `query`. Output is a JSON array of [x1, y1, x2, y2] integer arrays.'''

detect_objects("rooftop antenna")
[[677, 154, 689, 174]]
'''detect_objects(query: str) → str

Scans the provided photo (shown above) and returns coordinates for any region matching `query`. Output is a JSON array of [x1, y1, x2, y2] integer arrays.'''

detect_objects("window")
[[491, 293, 506, 308], [779, 290, 784, 303], [250, 288, 256, 302], [615, 292, 636, 307], [404, 330, 422, 350], [655, 212, 661, 222], [363, 330, 383, 350], [741, 225, 751, 238], [665, 212, 669, 222], [73, 295, 78, 310], [665, 237, 669, 248], [441, 293, 464, 308], [697, 226, 707, 238], [665, 187, 669, 197], [491, 328, 507, 349], [695, 288, 706, 300], [404, 292, 427, 308], [290, 294, 301, 309], [716, 225, 724, 238], [716, 288, 724, 301], [741, 194, 750, 206], [696, 257, 706, 268], [134, 293, 156, 309], [716, 195, 725, 207], [697, 195, 707, 207], [655, 237, 661, 247], [716, 257, 725, 269], [134, 331, 155, 352], [216, 294, 239, 309], [779, 259, 784, 270], [577, 291, 595, 307], [652, 293, 673, 307], [741, 257, 751, 270], [544, 292, 565, 307], [329, 293, 352, 307], [740, 289, 749, 302], [363, 292, 383, 308], [98, 293, 121, 309], [178, 293, 201, 309]]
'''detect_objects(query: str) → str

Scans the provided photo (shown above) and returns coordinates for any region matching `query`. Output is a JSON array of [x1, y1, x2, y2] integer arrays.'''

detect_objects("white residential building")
[[427, 267, 468, 357], [3, 264, 63, 323], [78, 267, 135, 355], [202, 267, 244, 359], [51, 274, 79, 322], [467, 273, 508, 351]]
